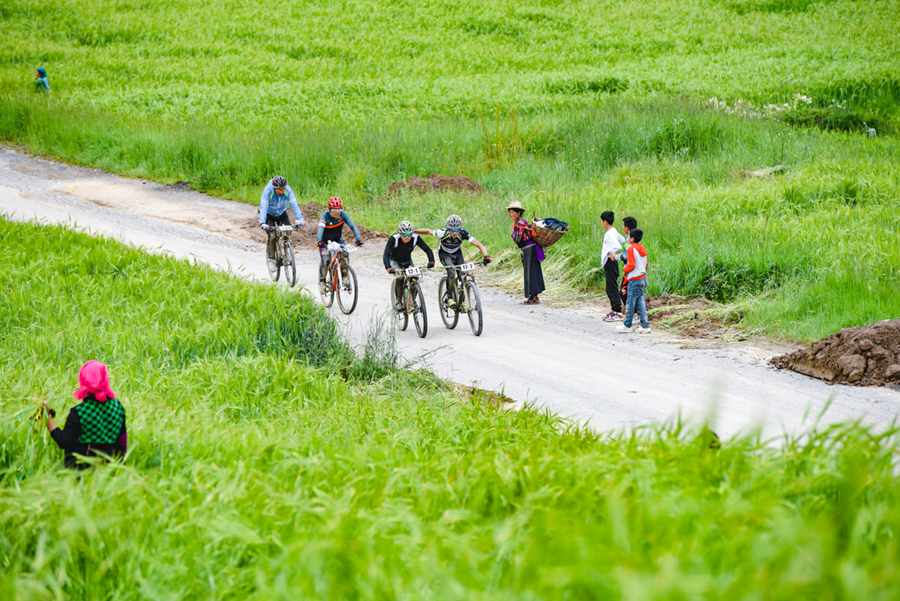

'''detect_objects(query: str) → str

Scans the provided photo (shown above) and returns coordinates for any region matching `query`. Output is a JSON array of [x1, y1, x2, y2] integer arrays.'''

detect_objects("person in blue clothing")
[[316, 196, 363, 289], [34, 67, 50, 93], [259, 176, 306, 272]]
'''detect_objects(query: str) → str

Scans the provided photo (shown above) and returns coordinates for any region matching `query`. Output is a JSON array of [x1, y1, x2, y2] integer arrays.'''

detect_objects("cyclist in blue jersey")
[[259, 176, 306, 272], [415, 214, 491, 307], [316, 196, 363, 289]]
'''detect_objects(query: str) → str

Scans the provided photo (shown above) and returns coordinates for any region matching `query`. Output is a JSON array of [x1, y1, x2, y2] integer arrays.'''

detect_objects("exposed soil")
[[646, 295, 745, 340], [387, 174, 486, 196], [771, 320, 900, 386], [241, 202, 386, 249]]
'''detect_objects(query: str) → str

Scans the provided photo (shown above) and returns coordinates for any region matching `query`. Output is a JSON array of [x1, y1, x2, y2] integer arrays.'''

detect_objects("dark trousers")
[[265, 212, 290, 258], [439, 249, 465, 299], [604, 259, 622, 313]]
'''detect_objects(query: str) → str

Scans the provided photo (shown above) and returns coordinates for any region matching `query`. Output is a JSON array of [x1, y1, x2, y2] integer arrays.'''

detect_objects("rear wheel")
[[282, 242, 297, 288], [395, 279, 408, 331], [466, 280, 483, 336], [411, 282, 428, 338], [337, 263, 358, 314], [438, 277, 459, 329], [320, 262, 335, 307]]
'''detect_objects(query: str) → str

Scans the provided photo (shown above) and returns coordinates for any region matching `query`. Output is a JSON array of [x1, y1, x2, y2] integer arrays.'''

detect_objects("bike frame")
[[323, 241, 355, 292]]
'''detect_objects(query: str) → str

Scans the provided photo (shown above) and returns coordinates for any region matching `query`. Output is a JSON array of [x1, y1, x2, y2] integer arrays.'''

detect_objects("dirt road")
[[3, 147, 899, 439]]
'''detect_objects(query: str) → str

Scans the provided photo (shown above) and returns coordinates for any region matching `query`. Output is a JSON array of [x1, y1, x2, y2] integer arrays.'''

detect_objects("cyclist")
[[259, 176, 306, 272], [415, 214, 491, 307], [316, 197, 363, 289], [383, 220, 435, 310]]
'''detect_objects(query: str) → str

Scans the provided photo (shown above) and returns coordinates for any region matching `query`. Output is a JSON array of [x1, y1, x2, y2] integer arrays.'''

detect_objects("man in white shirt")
[[600, 211, 625, 321]]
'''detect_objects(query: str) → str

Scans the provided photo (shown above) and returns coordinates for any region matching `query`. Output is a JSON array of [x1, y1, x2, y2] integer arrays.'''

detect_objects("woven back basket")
[[531, 219, 567, 248]]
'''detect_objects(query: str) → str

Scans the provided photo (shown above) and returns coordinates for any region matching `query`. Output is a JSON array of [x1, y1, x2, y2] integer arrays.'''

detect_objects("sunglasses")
[[448, 228, 461, 233], [274, 187, 285, 193]]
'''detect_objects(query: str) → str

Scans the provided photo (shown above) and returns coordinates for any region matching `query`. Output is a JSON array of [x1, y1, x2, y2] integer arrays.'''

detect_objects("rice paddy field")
[[2, 219, 900, 599]]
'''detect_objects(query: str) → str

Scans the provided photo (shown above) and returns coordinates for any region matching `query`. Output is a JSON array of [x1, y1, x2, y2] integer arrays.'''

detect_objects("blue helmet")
[[37, 67, 47, 77]]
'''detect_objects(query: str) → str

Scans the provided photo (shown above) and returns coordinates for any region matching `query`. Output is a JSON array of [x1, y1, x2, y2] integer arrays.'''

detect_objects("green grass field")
[[3, 0, 900, 341], [3, 219, 900, 599]]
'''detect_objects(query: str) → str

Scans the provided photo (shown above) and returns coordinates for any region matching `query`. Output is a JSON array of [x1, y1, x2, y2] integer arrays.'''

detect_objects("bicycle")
[[266, 224, 300, 287], [319, 241, 359, 314], [390, 266, 428, 338], [437, 261, 483, 336]]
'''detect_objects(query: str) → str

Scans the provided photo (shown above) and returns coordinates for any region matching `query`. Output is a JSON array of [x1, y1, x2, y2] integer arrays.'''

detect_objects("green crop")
[[3, 219, 900, 598]]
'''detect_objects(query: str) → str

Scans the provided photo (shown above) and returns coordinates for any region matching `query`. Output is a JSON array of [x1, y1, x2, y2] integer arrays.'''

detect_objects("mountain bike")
[[267, 225, 300, 287], [390, 266, 428, 338], [437, 262, 483, 336], [319, 241, 358, 314]]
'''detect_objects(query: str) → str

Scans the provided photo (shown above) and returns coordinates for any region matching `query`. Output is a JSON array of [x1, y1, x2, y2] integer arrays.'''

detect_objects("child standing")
[[34, 67, 50, 93], [609, 228, 650, 333], [600, 211, 625, 321], [617, 216, 638, 308]]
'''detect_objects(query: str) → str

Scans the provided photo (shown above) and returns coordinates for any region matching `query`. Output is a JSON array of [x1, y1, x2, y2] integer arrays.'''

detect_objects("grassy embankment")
[[3, 218, 900, 597], [2, 0, 900, 341]]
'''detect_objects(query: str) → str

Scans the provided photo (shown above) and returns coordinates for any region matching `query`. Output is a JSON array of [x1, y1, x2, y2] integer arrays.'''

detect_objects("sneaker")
[[615, 324, 634, 333], [318, 280, 327, 294], [459, 302, 467, 312], [603, 312, 623, 322], [635, 326, 652, 334], [267, 259, 277, 272], [447, 297, 457, 307]]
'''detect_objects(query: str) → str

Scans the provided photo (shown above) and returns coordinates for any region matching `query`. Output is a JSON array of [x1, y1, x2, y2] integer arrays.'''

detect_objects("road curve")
[[3, 147, 899, 440]]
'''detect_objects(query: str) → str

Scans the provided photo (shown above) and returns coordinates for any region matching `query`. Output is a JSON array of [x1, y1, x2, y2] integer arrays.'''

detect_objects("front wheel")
[[282, 242, 297, 288], [465, 280, 483, 336], [411, 282, 428, 338], [438, 277, 459, 330], [337, 263, 358, 314], [320, 263, 335, 307]]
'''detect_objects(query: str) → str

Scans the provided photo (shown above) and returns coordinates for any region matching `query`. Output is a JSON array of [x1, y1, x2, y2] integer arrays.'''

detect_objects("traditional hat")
[[506, 200, 524, 212]]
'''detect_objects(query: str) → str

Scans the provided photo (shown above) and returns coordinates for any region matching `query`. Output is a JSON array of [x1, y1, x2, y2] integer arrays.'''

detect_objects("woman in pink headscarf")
[[43, 361, 128, 469]]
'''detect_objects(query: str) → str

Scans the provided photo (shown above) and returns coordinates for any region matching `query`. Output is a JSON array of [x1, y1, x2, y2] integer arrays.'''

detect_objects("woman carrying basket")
[[507, 201, 545, 304]]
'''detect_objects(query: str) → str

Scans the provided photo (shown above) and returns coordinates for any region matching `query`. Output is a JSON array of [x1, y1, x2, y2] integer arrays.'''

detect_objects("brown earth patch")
[[241, 202, 386, 249], [387, 174, 486, 196], [646, 294, 746, 340], [770, 320, 900, 386]]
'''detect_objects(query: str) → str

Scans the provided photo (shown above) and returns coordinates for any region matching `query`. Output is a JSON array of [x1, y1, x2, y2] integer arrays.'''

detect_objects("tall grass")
[[3, 220, 900, 598]]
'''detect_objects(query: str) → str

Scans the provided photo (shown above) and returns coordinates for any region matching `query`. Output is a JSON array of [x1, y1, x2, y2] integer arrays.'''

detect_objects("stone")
[[886, 365, 900, 380], [837, 354, 866, 376]]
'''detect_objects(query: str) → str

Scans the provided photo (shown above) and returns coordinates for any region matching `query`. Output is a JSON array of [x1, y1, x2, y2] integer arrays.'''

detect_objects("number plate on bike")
[[460, 263, 475, 272], [405, 267, 420, 276]]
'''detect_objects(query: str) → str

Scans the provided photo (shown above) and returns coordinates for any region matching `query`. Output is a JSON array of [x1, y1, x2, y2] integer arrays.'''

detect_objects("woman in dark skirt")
[[43, 360, 127, 470], [507, 201, 545, 304]]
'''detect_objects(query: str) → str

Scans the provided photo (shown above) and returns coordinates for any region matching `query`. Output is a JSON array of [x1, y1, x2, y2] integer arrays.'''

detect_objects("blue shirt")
[[35, 76, 50, 92], [316, 210, 361, 243], [259, 183, 305, 226]]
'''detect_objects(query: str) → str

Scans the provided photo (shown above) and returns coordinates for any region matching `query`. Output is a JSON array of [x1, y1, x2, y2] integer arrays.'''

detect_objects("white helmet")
[[445, 214, 463, 229], [398, 220, 414, 235]]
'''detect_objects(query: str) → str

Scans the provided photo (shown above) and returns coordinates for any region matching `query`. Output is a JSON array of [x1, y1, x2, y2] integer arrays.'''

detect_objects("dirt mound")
[[387, 174, 486, 196], [242, 202, 385, 249], [770, 320, 900, 386]]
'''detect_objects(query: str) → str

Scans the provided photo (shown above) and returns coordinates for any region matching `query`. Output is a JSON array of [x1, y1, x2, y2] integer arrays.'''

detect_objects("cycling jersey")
[[259, 183, 305, 225], [433, 228, 476, 254], [382, 233, 435, 270], [317, 210, 361, 243]]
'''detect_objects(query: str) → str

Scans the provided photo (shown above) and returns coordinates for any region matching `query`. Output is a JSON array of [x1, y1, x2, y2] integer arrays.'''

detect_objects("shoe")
[[635, 326, 652, 334], [267, 259, 277, 272], [524, 296, 540, 305], [447, 297, 457, 307], [615, 325, 634, 333], [603, 312, 623, 322], [459, 302, 467, 312]]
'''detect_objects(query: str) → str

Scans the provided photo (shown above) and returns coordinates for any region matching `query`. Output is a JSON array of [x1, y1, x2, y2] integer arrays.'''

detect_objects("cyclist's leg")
[[390, 260, 407, 307], [265, 214, 283, 259]]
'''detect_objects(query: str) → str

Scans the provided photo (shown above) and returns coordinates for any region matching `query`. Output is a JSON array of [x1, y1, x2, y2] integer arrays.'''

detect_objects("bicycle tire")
[[395, 279, 408, 331], [268, 244, 281, 282], [283, 242, 297, 288], [412, 282, 427, 338], [337, 263, 358, 314], [320, 263, 335, 307], [466, 280, 483, 336], [437, 277, 459, 330]]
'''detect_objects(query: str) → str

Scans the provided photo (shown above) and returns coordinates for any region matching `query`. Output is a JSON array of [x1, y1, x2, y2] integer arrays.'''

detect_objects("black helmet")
[[272, 176, 287, 188]]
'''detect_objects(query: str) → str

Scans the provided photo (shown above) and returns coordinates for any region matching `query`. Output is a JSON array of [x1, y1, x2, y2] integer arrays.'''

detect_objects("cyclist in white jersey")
[[415, 214, 491, 306]]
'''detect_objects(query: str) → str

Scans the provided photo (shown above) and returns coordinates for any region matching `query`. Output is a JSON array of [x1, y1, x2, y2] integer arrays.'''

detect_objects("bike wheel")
[[412, 282, 428, 338], [283, 242, 297, 288], [466, 280, 483, 336], [337, 263, 358, 315], [320, 263, 335, 307], [395, 280, 408, 331], [437, 277, 459, 330], [268, 244, 281, 282]]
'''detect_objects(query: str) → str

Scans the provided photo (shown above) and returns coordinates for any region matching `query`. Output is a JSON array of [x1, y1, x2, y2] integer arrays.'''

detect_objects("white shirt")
[[600, 227, 625, 267]]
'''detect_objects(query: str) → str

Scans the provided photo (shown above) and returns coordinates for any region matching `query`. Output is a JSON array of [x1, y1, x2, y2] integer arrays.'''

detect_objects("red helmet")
[[328, 196, 343, 209]]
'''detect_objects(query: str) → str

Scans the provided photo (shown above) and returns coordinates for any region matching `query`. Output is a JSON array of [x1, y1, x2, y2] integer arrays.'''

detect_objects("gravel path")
[[3, 147, 899, 440]]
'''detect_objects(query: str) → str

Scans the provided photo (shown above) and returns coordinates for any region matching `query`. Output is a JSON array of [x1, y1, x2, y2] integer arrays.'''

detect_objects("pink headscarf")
[[73, 360, 116, 402]]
